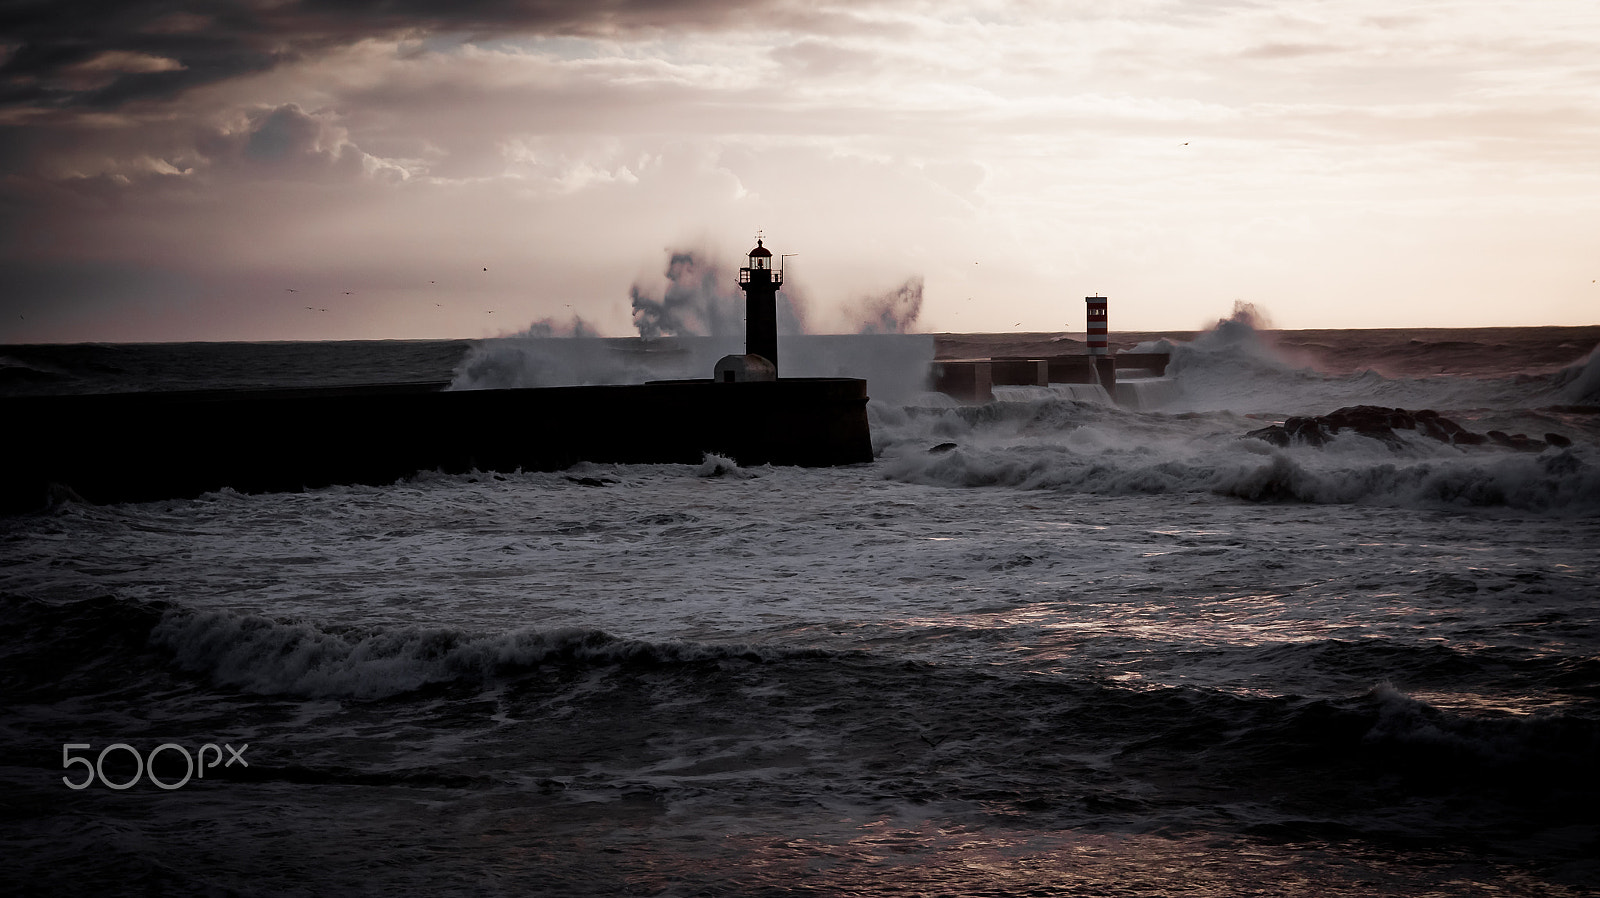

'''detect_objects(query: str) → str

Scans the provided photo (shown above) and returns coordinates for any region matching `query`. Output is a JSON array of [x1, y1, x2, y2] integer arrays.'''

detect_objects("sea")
[[2, 319, 1599, 896]]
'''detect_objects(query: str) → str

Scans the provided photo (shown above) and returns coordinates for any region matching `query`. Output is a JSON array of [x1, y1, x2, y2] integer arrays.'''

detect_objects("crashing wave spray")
[[447, 314, 633, 390], [629, 251, 744, 339], [629, 249, 810, 339], [450, 245, 932, 393], [847, 277, 924, 334]]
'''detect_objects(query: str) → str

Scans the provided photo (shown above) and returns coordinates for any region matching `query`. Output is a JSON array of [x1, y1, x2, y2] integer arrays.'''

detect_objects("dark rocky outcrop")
[[1246, 405, 1562, 452]]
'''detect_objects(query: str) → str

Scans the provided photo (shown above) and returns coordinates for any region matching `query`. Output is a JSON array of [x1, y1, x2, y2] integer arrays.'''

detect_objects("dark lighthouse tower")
[[737, 237, 783, 375]]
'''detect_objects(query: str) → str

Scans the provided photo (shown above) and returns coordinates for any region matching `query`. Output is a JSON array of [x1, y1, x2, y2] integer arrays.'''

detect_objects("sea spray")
[[450, 244, 932, 395], [847, 276, 924, 335], [629, 250, 747, 339]]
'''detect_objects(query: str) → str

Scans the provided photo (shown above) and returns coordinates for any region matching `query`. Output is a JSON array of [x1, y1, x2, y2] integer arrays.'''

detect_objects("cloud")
[[193, 103, 410, 182], [3, 0, 1600, 343], [0, 0, 804, 112]]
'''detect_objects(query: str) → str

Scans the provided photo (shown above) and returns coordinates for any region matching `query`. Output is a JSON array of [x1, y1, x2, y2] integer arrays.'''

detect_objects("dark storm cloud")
[[0, 0, 769, 111]]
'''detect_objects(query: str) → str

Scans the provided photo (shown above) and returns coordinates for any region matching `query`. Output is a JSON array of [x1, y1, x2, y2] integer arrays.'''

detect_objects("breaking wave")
[[872, 398, 1600, 512], [0, 593, 818, 702], [1118, 309, 1599, 416], [148, 607, 808, 699], [1553, 343, 1600, 405]]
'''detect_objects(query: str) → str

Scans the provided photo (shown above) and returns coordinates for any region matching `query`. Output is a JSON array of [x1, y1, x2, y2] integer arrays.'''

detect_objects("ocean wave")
[[1141, 312, 1596, 416], [0, 353, 74, 392], [876, 419, 1600, 511], [1553, 343, 1600, 405], [1360, 682, 1600, 782], [0, 593, 818, 702], [148, 607, 804, 699], [0, 593, 169, 697], [1210, 445, 1600, 510]]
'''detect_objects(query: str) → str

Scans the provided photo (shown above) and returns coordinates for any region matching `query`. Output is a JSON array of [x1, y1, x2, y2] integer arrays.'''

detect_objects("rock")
[[1546, 432, 1573, 449], [1246, 406, 1547, 452], [1487, 430, 1547, 451]]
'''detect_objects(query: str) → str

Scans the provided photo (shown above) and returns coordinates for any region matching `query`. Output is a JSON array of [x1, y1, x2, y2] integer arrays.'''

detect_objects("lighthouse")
[[1086, 295, 1108, 355], [737, 237, 783, 375], [1086, 295, 1115, 390]]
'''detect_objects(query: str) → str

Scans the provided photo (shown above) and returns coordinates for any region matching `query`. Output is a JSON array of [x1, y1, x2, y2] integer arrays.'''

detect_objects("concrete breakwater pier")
[[930, 352, 1171, 403], [0, 378, 872, 512]]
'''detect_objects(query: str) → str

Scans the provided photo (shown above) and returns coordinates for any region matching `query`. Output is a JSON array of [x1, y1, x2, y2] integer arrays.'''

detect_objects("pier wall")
[[1, 379, 872, 511], [930, 353, 1171, 403]]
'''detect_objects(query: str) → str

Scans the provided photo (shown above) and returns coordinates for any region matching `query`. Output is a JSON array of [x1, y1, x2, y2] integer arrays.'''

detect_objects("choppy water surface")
[[2, 323, 1598, 895]]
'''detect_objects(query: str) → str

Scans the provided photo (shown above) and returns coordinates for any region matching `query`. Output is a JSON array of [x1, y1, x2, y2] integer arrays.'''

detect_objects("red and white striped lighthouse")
[[1085, 295, 1115, 391], [1086, 295, 1108, 355]]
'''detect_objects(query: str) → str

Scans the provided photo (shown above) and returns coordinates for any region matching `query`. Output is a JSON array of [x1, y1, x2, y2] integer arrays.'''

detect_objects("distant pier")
[[929, 352, 1171, 404], [927, 295, 1171, 404]]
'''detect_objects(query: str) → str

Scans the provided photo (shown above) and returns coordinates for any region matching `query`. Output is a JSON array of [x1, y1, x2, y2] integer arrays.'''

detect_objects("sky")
[[1, 0, 1597, 344]]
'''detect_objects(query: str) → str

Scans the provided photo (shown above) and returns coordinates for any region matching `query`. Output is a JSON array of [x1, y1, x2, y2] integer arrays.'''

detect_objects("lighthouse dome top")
[[748, 238, 771, 258]]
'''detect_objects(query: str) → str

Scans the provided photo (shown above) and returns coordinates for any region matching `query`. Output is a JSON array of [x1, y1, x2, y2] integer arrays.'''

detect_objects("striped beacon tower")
[[1085, 295, 1116, 390]]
